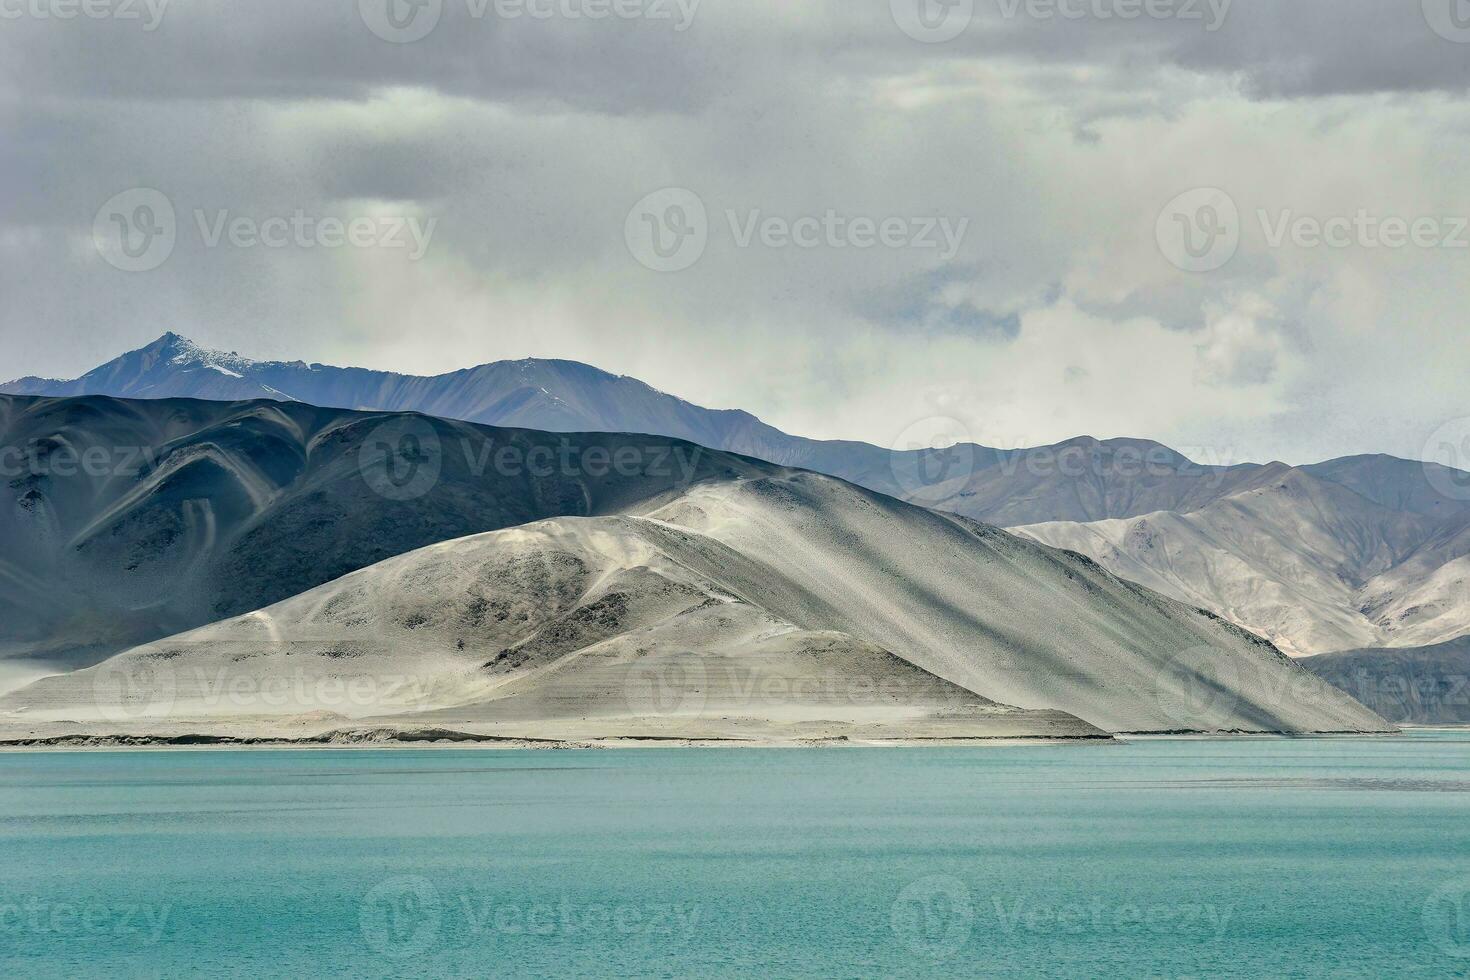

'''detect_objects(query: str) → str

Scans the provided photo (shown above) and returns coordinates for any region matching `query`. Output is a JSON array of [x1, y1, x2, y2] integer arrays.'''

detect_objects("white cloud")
[[2, 2, 1469, 464]]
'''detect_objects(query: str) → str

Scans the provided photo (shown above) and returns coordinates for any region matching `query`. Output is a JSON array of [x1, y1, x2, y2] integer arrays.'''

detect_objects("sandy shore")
[[0, 710, 1118, 750]]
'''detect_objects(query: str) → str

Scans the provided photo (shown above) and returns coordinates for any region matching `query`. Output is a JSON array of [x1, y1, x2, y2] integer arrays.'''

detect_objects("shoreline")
[[0, 727, 1433, 752], [0, 730, 1120, 751]]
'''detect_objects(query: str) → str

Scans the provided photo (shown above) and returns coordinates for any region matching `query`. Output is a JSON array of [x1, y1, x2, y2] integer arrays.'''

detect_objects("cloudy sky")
[[3, 0, 1469, 465]]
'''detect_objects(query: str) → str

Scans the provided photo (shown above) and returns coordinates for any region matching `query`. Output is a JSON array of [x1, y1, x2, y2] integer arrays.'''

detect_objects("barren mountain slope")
[[6, 468, 1393, 735], [1016, 469, 1470, 656]]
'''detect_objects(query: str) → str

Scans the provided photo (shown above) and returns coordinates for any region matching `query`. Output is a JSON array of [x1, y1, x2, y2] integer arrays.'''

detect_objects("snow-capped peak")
[[154, 333, 259, 376]]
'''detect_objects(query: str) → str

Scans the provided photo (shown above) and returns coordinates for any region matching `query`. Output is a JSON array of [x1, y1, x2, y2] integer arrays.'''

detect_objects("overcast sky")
[[3, 0, 1469, 465]]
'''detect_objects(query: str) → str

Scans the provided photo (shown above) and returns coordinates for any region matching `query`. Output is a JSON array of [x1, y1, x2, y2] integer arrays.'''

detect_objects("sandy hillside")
[[0, 392, 769, 678], [1016, 470, 1470, 656], [0, 517, 1101, 743], [5, 472, 1393, 736]]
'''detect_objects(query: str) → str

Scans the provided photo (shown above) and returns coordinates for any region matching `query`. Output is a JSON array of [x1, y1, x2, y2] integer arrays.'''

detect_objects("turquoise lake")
[[2, 732, 1468, 978]]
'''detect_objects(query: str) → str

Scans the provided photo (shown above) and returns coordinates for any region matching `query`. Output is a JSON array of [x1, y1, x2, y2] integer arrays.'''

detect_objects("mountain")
[[1, 331, 823, 467], [1015, 466, 1470, 656], [0, 334, 1324, 525], [0, 393, 1390, 735], [0, 391, 756, 681], [6, 516, 1105, 744], [1301, 637, 1470, 724], [9, 335, 1470, 662]]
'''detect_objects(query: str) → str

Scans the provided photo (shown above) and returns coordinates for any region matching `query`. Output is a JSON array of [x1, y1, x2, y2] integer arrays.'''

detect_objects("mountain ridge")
[[0, 391, 1393, 735], [9, 335, 1470, 658]]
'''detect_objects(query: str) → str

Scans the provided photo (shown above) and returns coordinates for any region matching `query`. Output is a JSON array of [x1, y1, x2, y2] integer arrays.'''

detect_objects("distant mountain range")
[[0, 333, 1293, 525], [1016, 468, 1470, 657], [7, 333, 1470, 658]]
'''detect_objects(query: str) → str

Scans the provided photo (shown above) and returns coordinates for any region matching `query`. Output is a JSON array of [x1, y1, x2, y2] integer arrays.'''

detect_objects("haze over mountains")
[[0, 393, 1389, 738], [7, 333, 1470, 662]]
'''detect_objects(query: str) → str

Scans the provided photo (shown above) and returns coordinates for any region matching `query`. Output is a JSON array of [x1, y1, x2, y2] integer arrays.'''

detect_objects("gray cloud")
[[1, 0, 1468, 465]]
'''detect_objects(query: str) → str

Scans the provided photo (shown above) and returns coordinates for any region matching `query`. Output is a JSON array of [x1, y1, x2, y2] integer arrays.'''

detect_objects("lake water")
[[1, 732, 1468, 978]]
